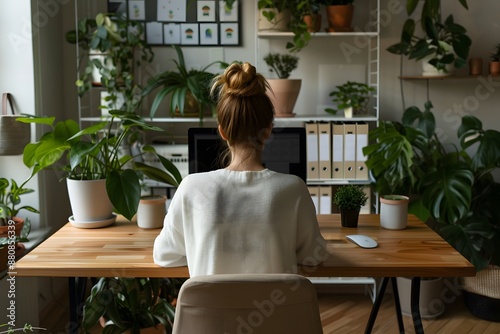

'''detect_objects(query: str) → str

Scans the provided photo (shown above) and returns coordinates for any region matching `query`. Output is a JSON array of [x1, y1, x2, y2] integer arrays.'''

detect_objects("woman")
[[153, 62, 327, 277]]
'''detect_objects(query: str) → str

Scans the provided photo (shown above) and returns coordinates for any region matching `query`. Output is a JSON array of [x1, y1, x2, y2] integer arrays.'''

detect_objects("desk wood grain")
[[14, 214, 475, 278]]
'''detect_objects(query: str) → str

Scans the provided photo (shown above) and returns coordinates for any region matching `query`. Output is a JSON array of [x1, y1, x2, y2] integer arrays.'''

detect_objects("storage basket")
[[462, 266, 500, 322], [0, 93, 31, 155]]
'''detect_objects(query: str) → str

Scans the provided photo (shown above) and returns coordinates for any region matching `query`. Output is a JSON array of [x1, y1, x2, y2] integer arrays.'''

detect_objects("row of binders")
[[306, 121, 369, 180], [309, 185, 372, 215]]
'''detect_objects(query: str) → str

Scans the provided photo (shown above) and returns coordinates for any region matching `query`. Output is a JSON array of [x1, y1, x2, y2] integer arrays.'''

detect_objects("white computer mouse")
[[346, 234, 378, 249]]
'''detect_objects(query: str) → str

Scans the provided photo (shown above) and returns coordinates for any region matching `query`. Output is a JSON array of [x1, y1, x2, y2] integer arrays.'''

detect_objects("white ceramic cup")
[[137, 195, 167, 229], [380, 195, 409, 230]]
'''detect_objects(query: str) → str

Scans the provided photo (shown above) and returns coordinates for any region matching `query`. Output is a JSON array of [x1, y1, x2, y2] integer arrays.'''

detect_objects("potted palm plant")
[[141, 45, 219, 124], [18, 113, 182, 227], [386, 0, 471, 76], [333, 184, 368, 228], [325, 81, 376, 118], [263, 52, 301, 117], [82, 277, 183, 333]]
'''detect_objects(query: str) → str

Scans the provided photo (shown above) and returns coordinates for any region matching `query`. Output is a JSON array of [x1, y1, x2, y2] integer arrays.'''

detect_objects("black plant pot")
[[340, 208, 360, 228]]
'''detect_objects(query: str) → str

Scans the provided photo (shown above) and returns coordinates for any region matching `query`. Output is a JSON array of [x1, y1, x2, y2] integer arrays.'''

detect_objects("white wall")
[[0, 0, 39, 229]]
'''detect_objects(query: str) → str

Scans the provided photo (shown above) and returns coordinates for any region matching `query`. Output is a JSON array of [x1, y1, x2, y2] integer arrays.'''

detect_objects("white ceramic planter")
[[137, 195, 167, 229], [343, 107, 353, 118], [379, 195, 409, 230], [67, 178, 115, 228], [397, 277, 445, 319], [258, 9, 291, 31]]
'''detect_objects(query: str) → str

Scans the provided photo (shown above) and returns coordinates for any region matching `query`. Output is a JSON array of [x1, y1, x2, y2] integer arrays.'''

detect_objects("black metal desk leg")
[[365, 277, 390, 334], [391, 277, 405, 334], [411, 277, 424, 334]]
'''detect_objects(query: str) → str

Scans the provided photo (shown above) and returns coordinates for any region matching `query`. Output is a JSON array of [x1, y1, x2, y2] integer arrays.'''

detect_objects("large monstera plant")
[[363, 101, 500, 271]]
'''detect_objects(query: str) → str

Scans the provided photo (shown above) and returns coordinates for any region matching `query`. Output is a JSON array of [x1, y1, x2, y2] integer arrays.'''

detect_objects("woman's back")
[[154, 169, 326, 276]]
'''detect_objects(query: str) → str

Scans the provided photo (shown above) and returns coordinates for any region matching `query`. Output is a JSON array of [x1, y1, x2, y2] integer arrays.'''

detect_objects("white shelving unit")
[[255, 1, 380, 299]]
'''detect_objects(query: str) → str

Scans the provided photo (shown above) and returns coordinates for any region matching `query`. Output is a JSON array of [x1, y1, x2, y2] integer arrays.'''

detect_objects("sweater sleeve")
[[294, 182, 328, 266], [153, 188, 188, 268]]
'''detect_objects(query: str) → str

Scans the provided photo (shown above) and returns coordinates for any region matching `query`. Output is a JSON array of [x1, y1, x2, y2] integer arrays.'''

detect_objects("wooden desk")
[[15, 214, 475, 278], [13, 214, 475, 334]]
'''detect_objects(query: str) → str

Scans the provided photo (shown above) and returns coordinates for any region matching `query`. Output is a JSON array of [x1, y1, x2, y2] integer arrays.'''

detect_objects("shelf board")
[[400, 74, 500, 80], [306, 179, 371, 185], [257, 31, 378, 38], [80, 115, 379, 123]]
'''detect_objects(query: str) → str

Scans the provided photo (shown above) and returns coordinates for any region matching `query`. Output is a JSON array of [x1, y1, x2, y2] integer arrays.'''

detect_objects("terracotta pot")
[[266, 79, 301, 117], [325, 5, 354, 32], [303, 14, 321, 32], [469, 58, 483, 75], [0, 217, 24, 237], [340, 208, 360, 228], [490, 61, 500, 75]]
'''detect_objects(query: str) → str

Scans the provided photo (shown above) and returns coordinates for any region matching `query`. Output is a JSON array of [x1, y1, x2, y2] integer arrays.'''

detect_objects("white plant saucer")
[[69, 213, 117, 229]]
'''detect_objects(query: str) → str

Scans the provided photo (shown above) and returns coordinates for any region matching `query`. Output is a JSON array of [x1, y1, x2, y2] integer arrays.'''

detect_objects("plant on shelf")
[[362, 101, 500, 271], [66, 12, 154, 113], [141, 45, 220, 123], [318, 0, 355, 33], [82, 277, 184, 334], [0, 178, 37, 271], [263, 52, 299, 79], [17, 113, 182, 223], [258, 0, 322, 52], [490, 43, 500, 75], [333, 184, 368, 228], [0, 178, 39, 227], [386, 0, 471, 75], [325, 81, 376, 117], [263, 52, 301, 117]]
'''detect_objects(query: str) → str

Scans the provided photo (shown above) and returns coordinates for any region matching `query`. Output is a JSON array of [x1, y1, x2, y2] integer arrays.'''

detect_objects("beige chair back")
[[172, 273, 323, 334]]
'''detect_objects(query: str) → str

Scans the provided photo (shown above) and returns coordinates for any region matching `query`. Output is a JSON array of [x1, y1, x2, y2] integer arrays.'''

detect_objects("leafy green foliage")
[[363, 102, 500, 270], [82, 277, 182, 334], [0, 179, 39, 226], [263, 53, 299, 79], [333, 185, 368, 210], [387, 2, 471, 72], [490, 43, 500, 62], [17, 114, 182, 221], [67, 12, 154, 113], [325, 81, 376, 115], [141, 45, 219, 122]]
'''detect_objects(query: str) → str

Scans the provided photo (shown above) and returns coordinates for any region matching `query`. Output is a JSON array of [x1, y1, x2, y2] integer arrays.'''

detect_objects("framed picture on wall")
[[109, 0, 241, 47]]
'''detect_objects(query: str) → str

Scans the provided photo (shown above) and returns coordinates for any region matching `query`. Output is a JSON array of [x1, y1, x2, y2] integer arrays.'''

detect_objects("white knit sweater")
[[153, 169, 327, 277]]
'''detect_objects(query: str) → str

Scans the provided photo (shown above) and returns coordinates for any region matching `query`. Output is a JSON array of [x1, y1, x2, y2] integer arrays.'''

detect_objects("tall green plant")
[[18, 113, 182, 221], [141, 45, 219, 122], [363, 101, 500, 270]]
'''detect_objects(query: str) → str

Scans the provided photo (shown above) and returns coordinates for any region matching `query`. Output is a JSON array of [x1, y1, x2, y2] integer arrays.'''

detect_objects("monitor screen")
[[188, 127, 307, 182]]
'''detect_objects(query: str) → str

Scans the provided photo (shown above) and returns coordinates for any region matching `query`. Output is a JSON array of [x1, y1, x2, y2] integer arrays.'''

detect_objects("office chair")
[[172, 273, 324, 334]]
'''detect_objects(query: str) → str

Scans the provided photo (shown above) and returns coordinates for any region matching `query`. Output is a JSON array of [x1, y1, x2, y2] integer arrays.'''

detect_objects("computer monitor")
[[188, 127, 307, 182]]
